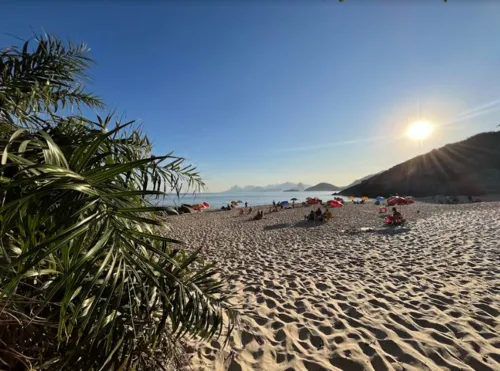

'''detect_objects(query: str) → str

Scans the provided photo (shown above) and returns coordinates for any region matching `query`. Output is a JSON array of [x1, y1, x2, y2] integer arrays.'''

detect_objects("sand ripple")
[[168, 202, 500, 371]]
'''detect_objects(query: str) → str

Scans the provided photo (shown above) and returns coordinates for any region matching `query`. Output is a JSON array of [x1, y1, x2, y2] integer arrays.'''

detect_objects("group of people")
[[305, 207, 333, 222], [239, 206, 253, 215], [253, 210, 264, 220], [272, 200, 286, 210], [223, 201, 249, 211]]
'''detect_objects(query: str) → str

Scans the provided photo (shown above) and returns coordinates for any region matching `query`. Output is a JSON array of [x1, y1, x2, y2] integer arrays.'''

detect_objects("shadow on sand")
[[374, 227, 411, 235], [293, 220, 327, 229], [263, 223, 291, 231]]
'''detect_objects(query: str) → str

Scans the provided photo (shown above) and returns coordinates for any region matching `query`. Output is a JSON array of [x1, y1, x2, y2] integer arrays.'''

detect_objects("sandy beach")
[[167, 201, 500, 371]]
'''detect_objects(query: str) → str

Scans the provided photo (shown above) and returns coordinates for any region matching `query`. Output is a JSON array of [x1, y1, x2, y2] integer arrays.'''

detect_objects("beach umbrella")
[[327, 200, 343, 208], [290, 198, 298, 201], [387, 196, 414, 206]]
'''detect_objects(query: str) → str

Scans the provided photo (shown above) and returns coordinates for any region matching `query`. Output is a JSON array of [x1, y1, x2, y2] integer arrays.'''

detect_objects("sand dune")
[[167, 202, 500, 371]]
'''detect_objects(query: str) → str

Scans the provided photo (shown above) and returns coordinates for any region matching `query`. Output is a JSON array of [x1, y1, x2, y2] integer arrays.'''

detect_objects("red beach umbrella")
[[327, 200, 343, 208]]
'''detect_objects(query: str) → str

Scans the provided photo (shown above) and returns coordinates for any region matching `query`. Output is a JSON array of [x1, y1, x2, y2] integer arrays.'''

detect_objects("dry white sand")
[[167, 201, 500, 371]]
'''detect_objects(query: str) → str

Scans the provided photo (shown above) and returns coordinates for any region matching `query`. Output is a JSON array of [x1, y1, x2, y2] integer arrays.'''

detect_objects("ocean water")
[[158, 191, 347, 209]]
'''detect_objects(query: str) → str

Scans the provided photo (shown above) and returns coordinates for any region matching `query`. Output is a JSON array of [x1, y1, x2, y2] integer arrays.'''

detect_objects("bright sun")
[[407, 121, 433, 140]]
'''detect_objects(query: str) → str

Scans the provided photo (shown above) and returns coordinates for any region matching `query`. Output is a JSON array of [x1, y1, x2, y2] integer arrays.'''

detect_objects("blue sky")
[[2, 1, 500, 192]]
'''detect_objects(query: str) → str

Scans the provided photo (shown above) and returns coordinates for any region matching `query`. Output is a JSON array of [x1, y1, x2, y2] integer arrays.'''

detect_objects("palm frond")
[[0, 33, 234, 370], [0, 33, 104, 130]]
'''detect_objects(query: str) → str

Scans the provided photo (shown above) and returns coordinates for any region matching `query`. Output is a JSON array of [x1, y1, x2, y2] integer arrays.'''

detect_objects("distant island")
[[340, 131, 500, 197], [304, 182, 341, 192], [225, 182, 311, 192]]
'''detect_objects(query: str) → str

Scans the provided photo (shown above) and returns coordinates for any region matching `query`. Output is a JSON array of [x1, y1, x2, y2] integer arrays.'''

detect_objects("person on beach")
[[253, 210, 263, 220], [248, 207, 253, 214], [306, 210, 315, 221], [324, 209, 333, 220], [245, 201, 248, 208], [315, 208, 322, 219], [239, 209, 244, 216], [273, 200, 276, 207], [392, 207, 402, 222]]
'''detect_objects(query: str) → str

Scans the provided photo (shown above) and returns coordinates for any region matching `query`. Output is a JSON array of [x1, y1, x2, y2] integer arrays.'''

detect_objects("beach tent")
[[376, 196, 385, 202], [202, 202, 210, 208], [281, 201, 289, 207], [362, 196, 369, 201], [231, 201, 238, 206], [327, 200, 343, 208], [348, 196, 355, 200]]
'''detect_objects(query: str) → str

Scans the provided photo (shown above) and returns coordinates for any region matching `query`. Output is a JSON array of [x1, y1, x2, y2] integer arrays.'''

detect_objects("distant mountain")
[[284, 189, 299, 192], [225, 182, 311, 193], [340, 131, 500, 197], [304, 182, 341, 192]]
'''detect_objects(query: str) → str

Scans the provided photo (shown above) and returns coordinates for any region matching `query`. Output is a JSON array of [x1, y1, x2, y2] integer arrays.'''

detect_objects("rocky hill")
[[304, 182, 341, 192], [341, 172, 381, 189], [340, 131, 500, 197]]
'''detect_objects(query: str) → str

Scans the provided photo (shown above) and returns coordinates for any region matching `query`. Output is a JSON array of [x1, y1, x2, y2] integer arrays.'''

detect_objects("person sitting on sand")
[[248, 207, 253, 214], [239, 208, 244, 216], [392, 207, 402, 222], [306, 210, 315, 221], [324, 209, 333, 220], [253, 210, 263, 220], [315, 208, 322, 219]]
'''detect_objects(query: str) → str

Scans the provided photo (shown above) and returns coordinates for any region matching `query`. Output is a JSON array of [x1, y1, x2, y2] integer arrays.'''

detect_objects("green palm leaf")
[[0, 34, 235, 370]]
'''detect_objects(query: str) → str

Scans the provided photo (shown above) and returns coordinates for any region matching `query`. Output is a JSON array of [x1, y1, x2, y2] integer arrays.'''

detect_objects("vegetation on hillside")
[[0, 34, 235, 370]]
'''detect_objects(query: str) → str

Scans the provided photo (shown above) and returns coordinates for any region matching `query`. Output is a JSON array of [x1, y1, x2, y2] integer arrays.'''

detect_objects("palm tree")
[[0, 34, 235, 370]]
